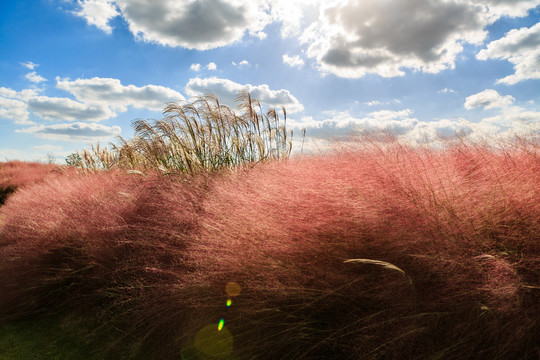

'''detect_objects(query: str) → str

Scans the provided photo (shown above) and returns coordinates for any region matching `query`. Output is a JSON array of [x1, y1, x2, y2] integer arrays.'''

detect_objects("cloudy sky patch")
[[0, 0, 538, 161]]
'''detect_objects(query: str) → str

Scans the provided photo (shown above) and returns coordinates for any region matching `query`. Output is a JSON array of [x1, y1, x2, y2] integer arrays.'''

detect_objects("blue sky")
[[1, 0, 539, 162]]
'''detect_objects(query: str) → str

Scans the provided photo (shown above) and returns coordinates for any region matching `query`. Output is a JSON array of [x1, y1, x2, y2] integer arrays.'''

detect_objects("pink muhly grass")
[[0, 161, 59, 189], [0, 138, 538, 359], [0, 161, 60, 205]]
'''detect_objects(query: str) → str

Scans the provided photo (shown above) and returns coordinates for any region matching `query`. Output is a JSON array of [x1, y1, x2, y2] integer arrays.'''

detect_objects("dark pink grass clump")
[[0, 140, 539, 359]]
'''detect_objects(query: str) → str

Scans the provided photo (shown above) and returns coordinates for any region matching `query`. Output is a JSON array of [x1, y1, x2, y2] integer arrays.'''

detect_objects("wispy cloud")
[[438, 88, 456, 94], [232, 60, 249, 67], [31, 144, 63, 152], [18, 122, 121, 142], [20, 61, 38, 70]]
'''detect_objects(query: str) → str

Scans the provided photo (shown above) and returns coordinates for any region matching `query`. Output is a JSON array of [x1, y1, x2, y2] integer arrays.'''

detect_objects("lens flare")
[[218, 318, 225, 331], [193, 323, 233, 358], [226, 299, 232, 307], [225, 282, 241, 297]]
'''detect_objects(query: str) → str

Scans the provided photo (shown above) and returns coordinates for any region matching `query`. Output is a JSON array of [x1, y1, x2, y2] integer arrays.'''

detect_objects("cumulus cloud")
[[0, 87, 40, 101], [283, 54, 305, 68], [291, 109, 419, 140], [206, 62, 217, 70], [73, 0, 119, 34], [0, 97, 32, 125], [190, 63, 201, 71], [475, 105, 540, 140], [185, 77, 304, 113], [2, 76, 183, 126], [108, 0, 271, 49], [68, 0, 540, 79], [27, 96, 115, 122], [18, 122, 121, 142], [288, 110, 481, 152], [56, 77, 185, 111], [290, 104, 539, 153], [474, 0, 540, 19], [25, 71, 47, 83], [301, 0, 490, 78], [464, 89, 515, 109], [0, 88, 38, 125], [269, 0, 320, 38], [477, 22, 540, 84]]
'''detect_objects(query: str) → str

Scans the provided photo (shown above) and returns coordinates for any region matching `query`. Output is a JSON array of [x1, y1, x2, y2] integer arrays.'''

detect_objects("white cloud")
[[206, 62, 217, 70], [465, 89, 515, 110], [27, 95, 115, 122], [185, 77, 304, 113], [73, 0, 119, 34], [0, 88, 37, 125], [300, 0, 491, 78], [108, 0, 272, 50], [190, 63, 201, 71], [25, 71, 47, 83], [475, 105, 540, 141], [473, 0, 540, 19], [232, 60, 250, 67], [56, 77, 185, 111], [290, 109, 419, 139], [289, 104, 540, 152], [1, 77, 183, 126], [363, 99, 402, 106], [439, 88, 456, 94], [410, 118, 474, 143], [365, 100, 383, 106], [477, 22, 540, 84], [20, 61, 38, 70], [283, 54, 305, 68], [67, 1, 540, 81], [0, 97, 32, 125], [0, 87, 40, 101], [18, 122, 121, 142], [269, 0, 321, 38]]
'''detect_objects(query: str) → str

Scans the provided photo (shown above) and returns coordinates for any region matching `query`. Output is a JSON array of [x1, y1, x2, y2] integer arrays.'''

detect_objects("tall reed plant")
[[68, 91, 293, 175]]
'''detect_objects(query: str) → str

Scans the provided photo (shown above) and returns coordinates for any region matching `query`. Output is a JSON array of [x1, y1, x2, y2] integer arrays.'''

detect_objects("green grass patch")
[[0, 315, 140, 360]]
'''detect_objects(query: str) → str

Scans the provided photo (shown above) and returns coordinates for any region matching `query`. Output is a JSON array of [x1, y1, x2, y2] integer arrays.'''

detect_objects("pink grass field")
[[0, 139, 539, 359], [0, 161, 61, 205]]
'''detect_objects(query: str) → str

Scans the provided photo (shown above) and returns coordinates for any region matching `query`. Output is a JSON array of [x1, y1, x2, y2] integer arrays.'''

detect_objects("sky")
[[0, 0, 539, 162]]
